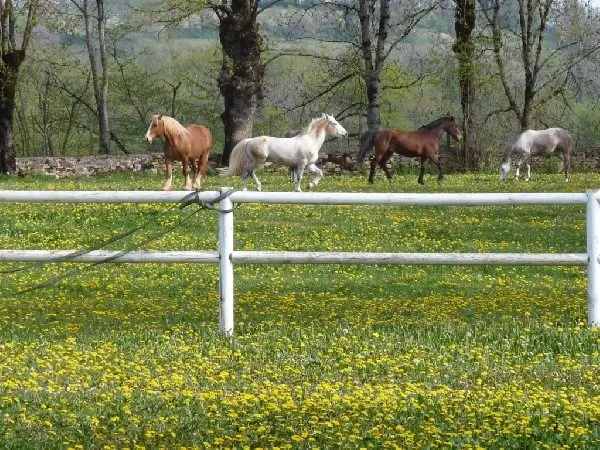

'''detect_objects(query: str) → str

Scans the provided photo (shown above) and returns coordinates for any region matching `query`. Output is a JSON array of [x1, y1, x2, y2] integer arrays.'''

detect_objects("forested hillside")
[[8, 0, 600, 168]]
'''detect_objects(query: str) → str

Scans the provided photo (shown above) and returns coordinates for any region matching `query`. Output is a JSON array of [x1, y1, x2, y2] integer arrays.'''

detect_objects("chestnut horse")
[[145, 114, 212, 191], [358, 116, 463, 185]]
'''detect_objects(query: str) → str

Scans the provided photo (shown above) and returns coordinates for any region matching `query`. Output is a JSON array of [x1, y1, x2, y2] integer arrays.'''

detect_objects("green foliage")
[[380, 63, 419, 129], [11, 1, 600, 164]]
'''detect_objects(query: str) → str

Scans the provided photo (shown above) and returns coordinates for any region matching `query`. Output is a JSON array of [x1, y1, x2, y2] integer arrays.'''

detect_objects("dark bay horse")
[[358, 116, 463, 185], [145, 114, 212, 191]]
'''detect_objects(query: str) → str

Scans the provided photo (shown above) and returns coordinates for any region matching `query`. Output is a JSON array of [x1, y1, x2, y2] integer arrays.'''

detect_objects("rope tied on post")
[[5, 188, 239, 293], [179, 188, 237, 213]]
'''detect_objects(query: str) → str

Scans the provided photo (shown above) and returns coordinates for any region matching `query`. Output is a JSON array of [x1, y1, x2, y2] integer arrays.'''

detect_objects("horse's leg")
[[163, 157, 173, 191], [192, 158, 202, 190], [433, 156, 444, 184], [193, 152, 209, 190], [289, 167, 299, 184], [294, 165, 306, 192], [241, 168, 252, 191], [182, 158, 193, 190], [368, 157, 378, 184], [417, 157, 426, 185], [251, 170, 262, 191], [515, 161, 521, 181], [564, 151, 571, 181], [523, 157, 532, 181], [378, 150, 394, 182], [306, 164, 324, 189]]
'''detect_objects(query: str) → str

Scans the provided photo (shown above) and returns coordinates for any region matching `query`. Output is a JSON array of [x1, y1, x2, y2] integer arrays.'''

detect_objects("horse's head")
[[444, 116, 463, 141], [323, 114, 348, 138], [145, 115, 165, 143], [499, 155, 511, 181]]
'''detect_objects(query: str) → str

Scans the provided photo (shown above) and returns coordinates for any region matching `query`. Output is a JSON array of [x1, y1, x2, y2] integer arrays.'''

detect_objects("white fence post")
[[218, 188, 234, 336], [587, 190, 600, 327]]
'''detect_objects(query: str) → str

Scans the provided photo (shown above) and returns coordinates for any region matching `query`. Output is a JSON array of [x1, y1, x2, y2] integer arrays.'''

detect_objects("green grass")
[[0, 170, 600, 448]]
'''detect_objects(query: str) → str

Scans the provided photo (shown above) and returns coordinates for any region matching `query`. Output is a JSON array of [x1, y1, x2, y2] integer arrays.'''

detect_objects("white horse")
[[499, 128, 573, 181], [220, 114, 348, 191]]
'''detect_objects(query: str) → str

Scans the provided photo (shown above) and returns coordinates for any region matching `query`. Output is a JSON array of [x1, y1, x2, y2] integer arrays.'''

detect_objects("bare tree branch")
[[286, 72, 357, 113]]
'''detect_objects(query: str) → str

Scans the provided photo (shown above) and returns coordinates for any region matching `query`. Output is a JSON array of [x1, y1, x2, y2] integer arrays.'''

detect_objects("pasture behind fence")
[[0, 189, 598, 335]]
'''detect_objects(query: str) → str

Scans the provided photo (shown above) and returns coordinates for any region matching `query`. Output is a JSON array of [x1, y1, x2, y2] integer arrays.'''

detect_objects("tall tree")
[[147, 0, 281, 165], [70, 0, 110, 154], [288, 0, 436, 133], [480, 0, 600, 131], [0, 0, 38, 174], [453, 0, 479, 169], [358, 0, 436, 131], [214, 0, 265, 165]]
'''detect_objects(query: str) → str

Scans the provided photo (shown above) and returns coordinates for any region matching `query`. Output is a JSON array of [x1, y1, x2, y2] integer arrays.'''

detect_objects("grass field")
[[0, 169, 600, 448]]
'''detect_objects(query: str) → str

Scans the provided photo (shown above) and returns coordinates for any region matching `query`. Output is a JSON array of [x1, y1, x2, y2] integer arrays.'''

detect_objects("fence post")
[[218, 187, 234, 335], [587, 189, 600, 327]]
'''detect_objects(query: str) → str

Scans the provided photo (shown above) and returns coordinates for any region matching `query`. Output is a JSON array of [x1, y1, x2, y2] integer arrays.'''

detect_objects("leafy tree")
[[479, 0, 600, 130], [280, 0, 436, 142], [145, 0, 282, 164]]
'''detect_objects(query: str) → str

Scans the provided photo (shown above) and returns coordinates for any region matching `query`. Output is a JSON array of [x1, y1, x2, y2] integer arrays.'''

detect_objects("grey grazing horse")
[[499, 128, 573, 181]]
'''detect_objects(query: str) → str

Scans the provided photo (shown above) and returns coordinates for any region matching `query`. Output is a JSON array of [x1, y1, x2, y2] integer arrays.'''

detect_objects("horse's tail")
[[220, 139, 251, 177], [357, 130, 377, 164]]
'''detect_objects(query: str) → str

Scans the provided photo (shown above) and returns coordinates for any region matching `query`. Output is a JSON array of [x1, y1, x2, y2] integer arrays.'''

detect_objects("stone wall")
[[16, 153, 221, 178], [15, 146, 600, 178]]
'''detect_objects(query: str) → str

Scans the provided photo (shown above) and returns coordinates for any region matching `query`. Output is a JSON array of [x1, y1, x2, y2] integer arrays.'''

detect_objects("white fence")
[[0, 189, 599, 335]]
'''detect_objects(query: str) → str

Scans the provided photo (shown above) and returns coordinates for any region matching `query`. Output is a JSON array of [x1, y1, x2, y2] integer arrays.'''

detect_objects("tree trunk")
[[218, 2, 264, 166], [359, 0, 390, 132], [453, 0, 479, 169], [96, 0, 110, 153], [364, 76, 381, 130], [81, 0, 110, 154], [40, 71, 54, 156], [0, 51, 24, 174]]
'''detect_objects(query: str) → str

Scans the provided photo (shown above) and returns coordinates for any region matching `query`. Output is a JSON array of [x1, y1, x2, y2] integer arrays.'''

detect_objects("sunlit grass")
[[0, 170, 599, 447]]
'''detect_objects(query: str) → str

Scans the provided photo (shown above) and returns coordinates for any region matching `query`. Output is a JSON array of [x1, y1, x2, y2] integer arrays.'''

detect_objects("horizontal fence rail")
[[0, 189, 598, 334], [0, 250, 589, 265], [0, 190, 590, 205]]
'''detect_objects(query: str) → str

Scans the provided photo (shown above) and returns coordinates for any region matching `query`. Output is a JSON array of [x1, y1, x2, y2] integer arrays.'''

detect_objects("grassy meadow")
[[0, 169, 600, 448]]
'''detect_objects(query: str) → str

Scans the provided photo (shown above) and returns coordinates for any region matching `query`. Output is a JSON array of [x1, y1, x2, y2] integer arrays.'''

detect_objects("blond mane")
[[159, 115, 190, 140], [304, 115, 330, 136]]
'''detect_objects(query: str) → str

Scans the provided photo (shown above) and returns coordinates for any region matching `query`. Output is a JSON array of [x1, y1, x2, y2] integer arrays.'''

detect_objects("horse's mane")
[[160, 115, 190, 139], [419, 116, 455, 130], [304, 115, 330, 136]]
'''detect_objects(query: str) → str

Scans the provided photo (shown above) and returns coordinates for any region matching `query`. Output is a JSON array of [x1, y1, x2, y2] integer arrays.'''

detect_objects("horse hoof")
[[418, 180, 424, 185], [437, 178, 444, 185]]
